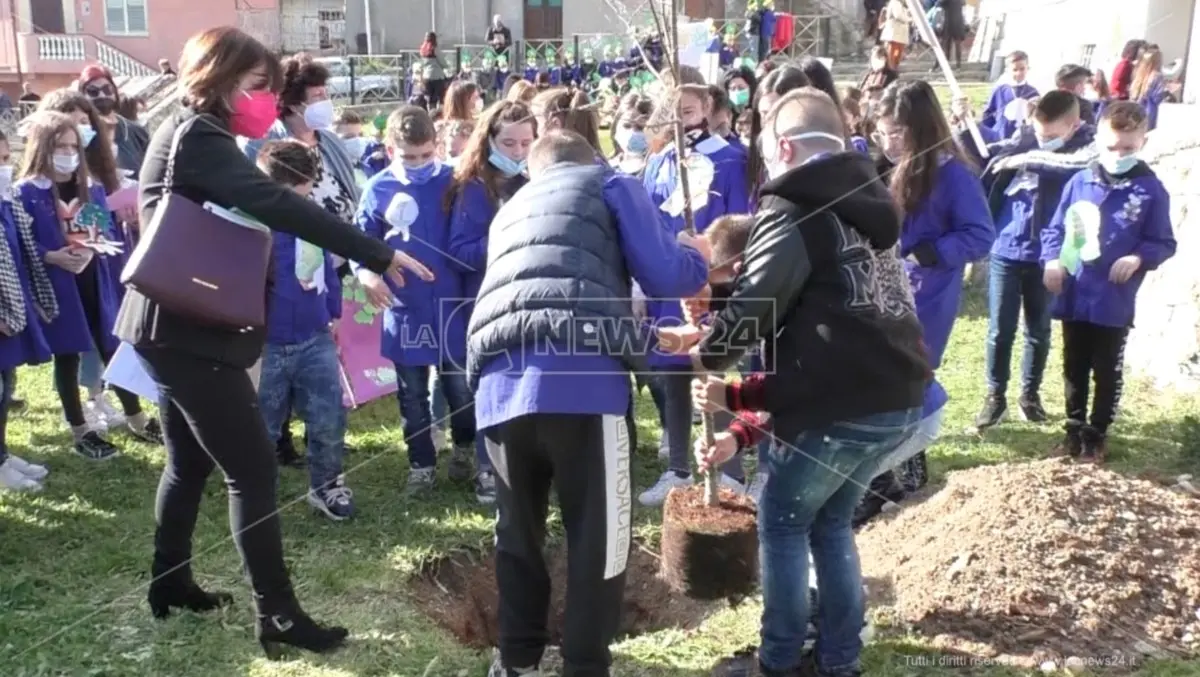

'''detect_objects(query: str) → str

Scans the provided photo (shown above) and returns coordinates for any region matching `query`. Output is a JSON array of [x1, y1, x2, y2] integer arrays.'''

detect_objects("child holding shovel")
[[659, 87, 929, 677]]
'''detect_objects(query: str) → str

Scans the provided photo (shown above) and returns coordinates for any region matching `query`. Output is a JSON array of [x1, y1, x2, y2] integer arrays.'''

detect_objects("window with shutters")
[[104, 0, 149, 35]]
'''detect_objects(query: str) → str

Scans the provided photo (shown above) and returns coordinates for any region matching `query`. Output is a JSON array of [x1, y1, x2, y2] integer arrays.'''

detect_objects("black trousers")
[[485, 413, 633, 677], [53, 263, 142, 426], [1062, 320, 1128, 435], [138, 346, 295, 612]]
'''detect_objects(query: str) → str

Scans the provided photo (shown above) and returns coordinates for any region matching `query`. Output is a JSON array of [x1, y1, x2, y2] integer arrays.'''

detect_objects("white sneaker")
[[5, 455, 48, 481], [638, 470, 692, 507], [746, 472, 768, 504], [90, 393, 126, 428], [0, 459, 42, 492], [83, 401, 110, 433]]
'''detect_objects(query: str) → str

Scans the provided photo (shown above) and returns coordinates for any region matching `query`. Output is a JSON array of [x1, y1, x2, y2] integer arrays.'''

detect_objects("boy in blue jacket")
[[975, 91, 1098, 429], [1041, 101, 1177, 462], [354, 106, 494, 503], [255, 140, 353, 521], [981, 51, 1040, 141]]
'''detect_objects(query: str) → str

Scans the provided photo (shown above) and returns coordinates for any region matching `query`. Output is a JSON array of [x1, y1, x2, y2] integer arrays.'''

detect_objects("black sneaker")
[[1053, 426, 1083, 458], [129, 418, 164, 445], [1018, 392, 1048, 422], [307, 481, 355, 521], [973, 392, 1008, 430], [75, 431, 120, 461], [1078, 426, 1107, 464], [896, 451, 928, 493], [853, 471, 906, 528]]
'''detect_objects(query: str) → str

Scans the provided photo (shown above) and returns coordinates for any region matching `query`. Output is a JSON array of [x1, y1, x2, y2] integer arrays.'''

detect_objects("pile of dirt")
[[409, 541, 717, 648], [859, 459, 1200, 667]]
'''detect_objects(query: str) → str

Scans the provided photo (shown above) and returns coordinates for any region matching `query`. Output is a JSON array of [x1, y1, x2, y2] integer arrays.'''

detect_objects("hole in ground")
[[409, 541, 720, 648]]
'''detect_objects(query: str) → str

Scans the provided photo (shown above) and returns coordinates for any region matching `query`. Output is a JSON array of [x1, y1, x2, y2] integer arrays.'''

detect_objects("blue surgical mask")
[[615, 125, 648, 154], [488, 142, 526, 177], [398, 159, 439, 185], [1038, 136, 1065, 151], [1100, 152, 1139, 175], [77, 123, 97, 148]]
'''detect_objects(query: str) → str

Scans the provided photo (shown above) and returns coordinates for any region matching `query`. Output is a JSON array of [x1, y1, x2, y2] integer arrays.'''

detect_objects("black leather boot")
[[147, 560, 233, 619]]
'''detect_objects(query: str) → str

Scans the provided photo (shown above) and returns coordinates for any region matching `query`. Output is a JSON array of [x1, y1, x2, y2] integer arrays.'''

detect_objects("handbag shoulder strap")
[[162, 114, 230, 195]]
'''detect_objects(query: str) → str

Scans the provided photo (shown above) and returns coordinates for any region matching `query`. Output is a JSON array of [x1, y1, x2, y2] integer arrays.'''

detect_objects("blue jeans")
[[395, 364, 487, 470], [758, 407, 922, 674], [430, 369, 447, 423], [80, 347, 104, 392], [258, 331, 346, 490], [986, 255, 1054, 396]]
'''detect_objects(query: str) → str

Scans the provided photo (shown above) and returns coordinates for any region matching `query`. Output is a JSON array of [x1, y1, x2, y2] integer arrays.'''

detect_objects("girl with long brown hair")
[[1129, 47, 1169, 129], [36, 88, 143, 434], [870, 80, 994, 503], [12, 111, 154, 459], [442, 79, 483, 122], [447, 101, 536, 305], [610, 92, 654, 176]]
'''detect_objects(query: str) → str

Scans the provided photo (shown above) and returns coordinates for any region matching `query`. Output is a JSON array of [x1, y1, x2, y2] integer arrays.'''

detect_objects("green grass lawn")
[[2, 283, 1198, 677]]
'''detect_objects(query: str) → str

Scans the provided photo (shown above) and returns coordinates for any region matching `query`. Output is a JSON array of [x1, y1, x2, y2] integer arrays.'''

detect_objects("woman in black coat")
[[118, 26, 432, 658]]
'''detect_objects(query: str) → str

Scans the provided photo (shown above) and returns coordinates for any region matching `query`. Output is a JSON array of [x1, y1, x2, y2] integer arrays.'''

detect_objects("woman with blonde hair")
[[505, 79, 536, 104], [1129, 47, 1169, 129]]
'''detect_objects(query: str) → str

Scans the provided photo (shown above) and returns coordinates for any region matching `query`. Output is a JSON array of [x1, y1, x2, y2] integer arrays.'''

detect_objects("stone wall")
[[1123, 127, 1200, 393]]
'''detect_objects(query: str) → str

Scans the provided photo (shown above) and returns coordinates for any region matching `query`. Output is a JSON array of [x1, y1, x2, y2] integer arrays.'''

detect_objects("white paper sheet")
[[103, 342, 161, 401]]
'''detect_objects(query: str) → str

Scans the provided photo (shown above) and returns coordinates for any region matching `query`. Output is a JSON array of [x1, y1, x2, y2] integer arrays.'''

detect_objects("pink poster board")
[[336, 274, 398, 408]]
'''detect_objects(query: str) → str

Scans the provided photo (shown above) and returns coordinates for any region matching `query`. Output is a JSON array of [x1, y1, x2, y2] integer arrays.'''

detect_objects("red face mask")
[[230, 90, 279, 139]]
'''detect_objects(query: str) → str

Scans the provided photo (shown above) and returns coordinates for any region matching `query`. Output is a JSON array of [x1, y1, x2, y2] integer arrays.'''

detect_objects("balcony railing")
[[17, 32, 156, 77]]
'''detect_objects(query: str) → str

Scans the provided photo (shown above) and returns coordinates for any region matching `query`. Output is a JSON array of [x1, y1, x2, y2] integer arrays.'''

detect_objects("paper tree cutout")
[[1060, 201, 1102, 275]]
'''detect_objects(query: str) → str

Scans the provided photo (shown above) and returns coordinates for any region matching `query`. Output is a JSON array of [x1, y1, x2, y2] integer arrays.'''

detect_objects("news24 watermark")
[[901, 653, 1141, 669], [432, 297, 778, 376]]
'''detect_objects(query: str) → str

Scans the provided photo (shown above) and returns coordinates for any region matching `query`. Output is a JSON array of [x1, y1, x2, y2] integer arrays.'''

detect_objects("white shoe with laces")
[[1, 459, 42, 492], [82, 402, 109, 433], [91, 393, 126, 427], [638, 470, 692, 507], [5, 454, 48, 481]]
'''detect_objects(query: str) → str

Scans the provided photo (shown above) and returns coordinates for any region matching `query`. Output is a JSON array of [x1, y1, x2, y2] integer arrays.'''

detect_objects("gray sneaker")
[[406, 466, 436, 495], [475, 470, 497, 505], [447, 444, 475, 483]]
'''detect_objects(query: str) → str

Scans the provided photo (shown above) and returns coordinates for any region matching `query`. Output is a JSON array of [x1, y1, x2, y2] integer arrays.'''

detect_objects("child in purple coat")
[[13, 112, 159, 461], [0, 130, 56, 491], [1041, 101, 1177, 462]]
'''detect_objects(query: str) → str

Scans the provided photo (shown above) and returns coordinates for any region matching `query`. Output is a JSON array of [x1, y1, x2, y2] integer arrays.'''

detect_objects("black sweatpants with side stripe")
[[484, 413, 633, 677]]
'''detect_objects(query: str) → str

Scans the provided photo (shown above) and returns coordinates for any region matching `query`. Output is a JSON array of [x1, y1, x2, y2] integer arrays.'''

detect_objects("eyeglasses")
[[871, 129, 904, 144]]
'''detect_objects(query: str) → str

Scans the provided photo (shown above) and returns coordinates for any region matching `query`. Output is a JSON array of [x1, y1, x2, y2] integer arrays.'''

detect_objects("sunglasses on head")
[[85, 84, 116, 97]]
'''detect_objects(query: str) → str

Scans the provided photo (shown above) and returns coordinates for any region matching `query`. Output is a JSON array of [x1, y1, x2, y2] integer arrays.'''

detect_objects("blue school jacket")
[[642, 135, 750, 367], [265, 233, 341, 346], [985, 125, 1097, 263], [981, 82, 1039, 140], [0, 200, 52, 370], [447, 175, 527, 305], [1041, 164, 1177, 328], [361, 141, 389, 179], [900, 157, 995, 413], [355, 162, 466, 366], [474, 172, 709, 430], [16, 177, 121, 356]]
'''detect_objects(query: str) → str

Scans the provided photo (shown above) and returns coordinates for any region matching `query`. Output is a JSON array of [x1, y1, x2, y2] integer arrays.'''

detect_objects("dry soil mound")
[[859, 459, 1200, 668]]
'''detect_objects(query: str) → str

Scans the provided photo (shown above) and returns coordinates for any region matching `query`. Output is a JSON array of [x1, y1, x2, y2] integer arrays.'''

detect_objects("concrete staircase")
[[831, 52, 992, 84]]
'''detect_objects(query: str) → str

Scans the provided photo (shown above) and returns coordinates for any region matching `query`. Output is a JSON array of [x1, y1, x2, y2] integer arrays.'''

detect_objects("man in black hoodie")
[[669, 87, 928, 677]]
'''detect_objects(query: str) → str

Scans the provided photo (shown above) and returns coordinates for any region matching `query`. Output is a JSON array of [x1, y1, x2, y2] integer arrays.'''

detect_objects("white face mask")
[[760, 131, 846, 179], [303, 99, 335, 130], [53, 152, 80, 175], [474, 97, 485, 113]]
